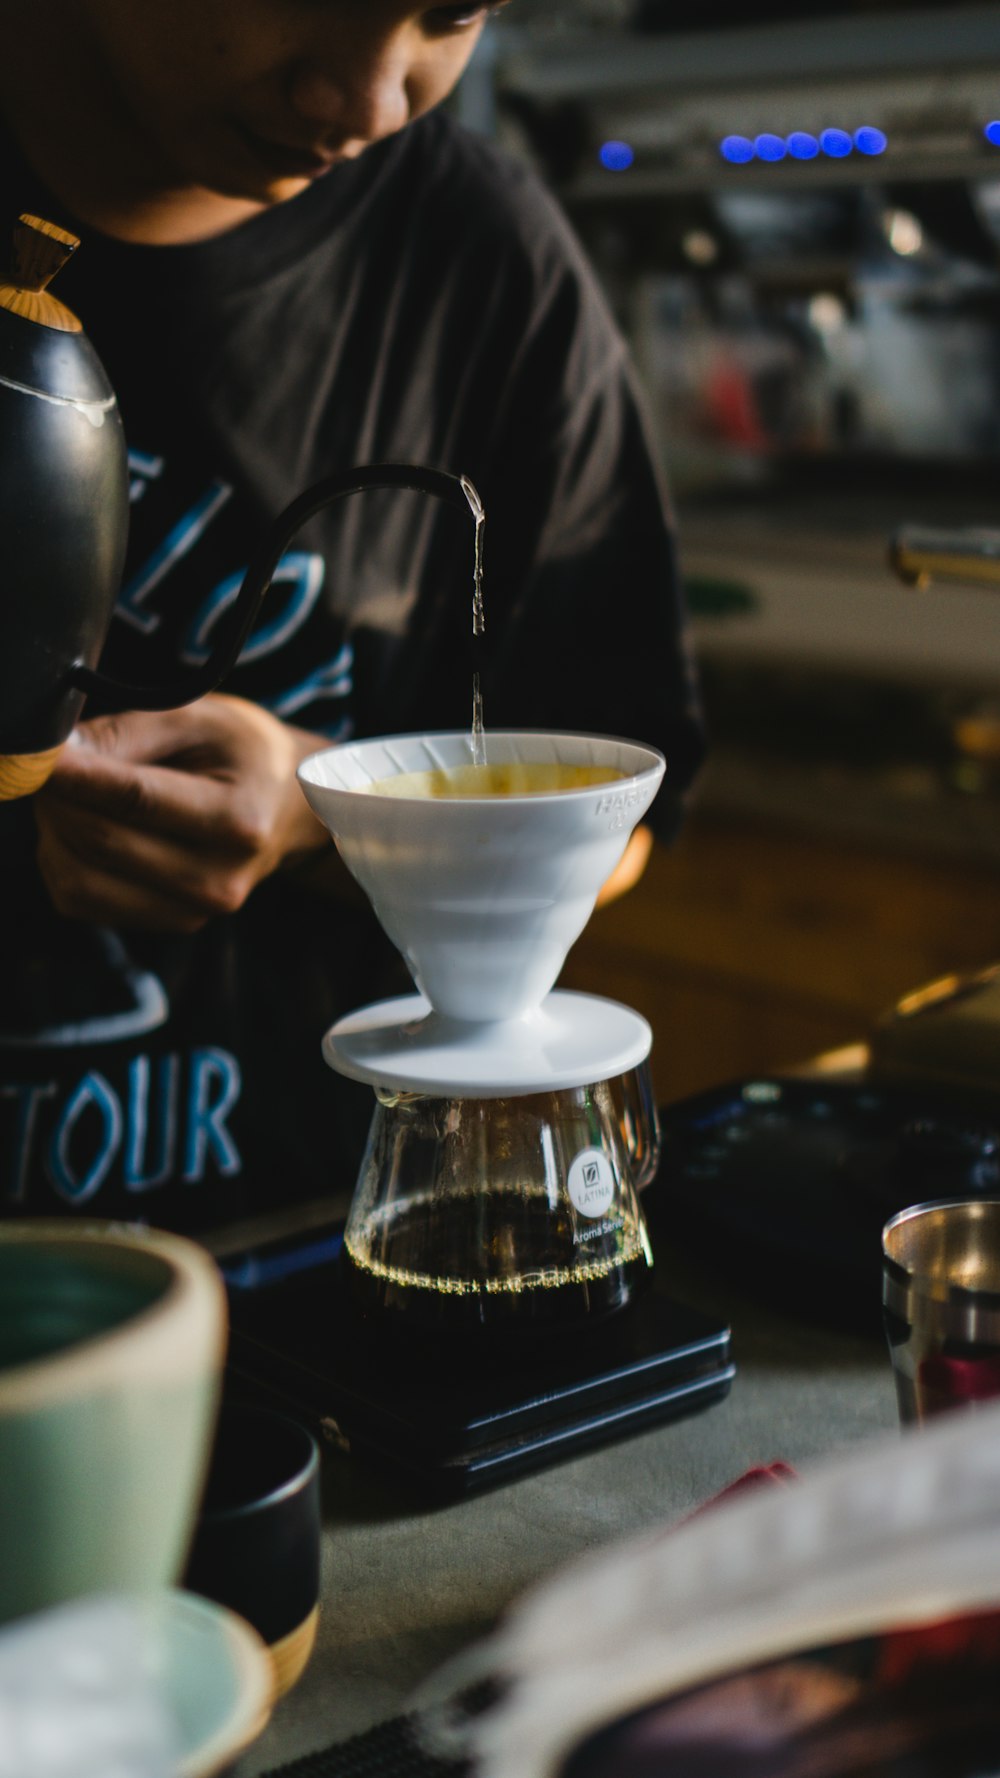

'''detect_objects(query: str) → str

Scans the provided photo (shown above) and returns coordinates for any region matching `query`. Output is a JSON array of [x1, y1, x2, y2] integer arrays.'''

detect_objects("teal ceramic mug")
[[0, 1220, 227, 1625]]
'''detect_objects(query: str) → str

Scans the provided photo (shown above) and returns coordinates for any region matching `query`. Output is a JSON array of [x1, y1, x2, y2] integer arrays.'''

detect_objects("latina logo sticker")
[[568, 1148, 616, 1218]]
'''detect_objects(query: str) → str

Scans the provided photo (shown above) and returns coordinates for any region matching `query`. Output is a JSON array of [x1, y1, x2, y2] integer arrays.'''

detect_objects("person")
[[0, 0, 705, 1232]]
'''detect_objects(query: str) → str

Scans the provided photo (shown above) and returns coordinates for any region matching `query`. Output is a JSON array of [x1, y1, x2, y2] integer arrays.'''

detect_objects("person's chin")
[[188, 160, 318, 211], [254, 171, 318, 206]]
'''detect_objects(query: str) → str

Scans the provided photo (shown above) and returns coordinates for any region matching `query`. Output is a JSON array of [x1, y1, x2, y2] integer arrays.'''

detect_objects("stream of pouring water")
[[461, 475, 486, 768]]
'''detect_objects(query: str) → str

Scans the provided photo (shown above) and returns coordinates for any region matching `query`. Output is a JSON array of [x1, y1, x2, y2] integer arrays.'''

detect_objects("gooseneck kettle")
[[0, 213, 479, 801], [0, 214, 128, 797]]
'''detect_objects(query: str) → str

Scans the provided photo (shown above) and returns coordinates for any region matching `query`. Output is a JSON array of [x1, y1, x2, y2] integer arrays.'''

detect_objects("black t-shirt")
[[0, 108, 704, 1231]]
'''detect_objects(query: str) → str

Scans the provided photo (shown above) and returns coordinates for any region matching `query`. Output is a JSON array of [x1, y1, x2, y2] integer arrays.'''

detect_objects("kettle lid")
[[0, 213, 81, 333]]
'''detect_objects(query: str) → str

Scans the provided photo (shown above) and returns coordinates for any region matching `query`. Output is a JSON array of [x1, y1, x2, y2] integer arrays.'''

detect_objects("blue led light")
[[720, 135, 755, 164], [721, 125, 880, 166], [755, 132, 787, 161], [986, 120, 1000, 147], [787, 131, 820, 160], [598, 139, 634, 171]]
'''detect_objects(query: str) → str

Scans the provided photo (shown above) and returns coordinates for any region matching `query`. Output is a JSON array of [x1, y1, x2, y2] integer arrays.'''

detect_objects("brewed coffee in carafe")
[[342, 1078, 655, 1352]]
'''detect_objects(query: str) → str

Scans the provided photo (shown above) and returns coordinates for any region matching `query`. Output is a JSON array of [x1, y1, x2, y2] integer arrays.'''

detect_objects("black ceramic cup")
[[184, 1404, 321, 1700]]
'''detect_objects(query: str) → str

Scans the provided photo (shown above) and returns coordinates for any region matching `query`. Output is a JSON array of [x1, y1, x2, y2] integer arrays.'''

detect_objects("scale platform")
[[222, 1220, 733, 1500]]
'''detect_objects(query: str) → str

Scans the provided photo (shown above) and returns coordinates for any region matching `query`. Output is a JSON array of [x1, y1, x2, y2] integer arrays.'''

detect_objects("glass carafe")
[[341, 1068, 659, 1355]]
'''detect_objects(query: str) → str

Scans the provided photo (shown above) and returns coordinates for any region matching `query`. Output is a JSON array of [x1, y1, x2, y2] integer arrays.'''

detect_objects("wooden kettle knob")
[[0, 213, 82, 332], [0, 746, 65, 800]]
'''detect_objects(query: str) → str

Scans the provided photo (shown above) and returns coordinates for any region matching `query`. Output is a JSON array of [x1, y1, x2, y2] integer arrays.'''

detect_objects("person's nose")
[[286, 31, 411, 149]]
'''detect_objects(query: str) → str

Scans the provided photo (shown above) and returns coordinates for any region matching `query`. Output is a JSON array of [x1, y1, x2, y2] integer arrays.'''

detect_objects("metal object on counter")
[[882, 1197, 1000, 1424], [890, 525, 1000, 762], [890, 526, 1000, 592], [870, 964, 1000, 1095]]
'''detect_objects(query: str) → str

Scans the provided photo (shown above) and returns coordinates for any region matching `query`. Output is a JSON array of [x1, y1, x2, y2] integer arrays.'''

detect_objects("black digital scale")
[[221, 1220, 734, 1501]]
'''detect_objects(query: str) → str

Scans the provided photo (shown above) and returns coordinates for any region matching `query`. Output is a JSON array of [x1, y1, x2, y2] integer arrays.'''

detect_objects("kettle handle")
[[69, 462, 483, 712]]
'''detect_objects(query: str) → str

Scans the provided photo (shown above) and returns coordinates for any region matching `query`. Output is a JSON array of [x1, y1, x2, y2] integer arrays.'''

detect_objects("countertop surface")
[[237, 1231, 899, 1777]]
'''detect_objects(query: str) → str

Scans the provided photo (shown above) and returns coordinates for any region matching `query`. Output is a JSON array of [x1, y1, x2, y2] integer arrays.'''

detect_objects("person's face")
[[74, 0, 509, 204]]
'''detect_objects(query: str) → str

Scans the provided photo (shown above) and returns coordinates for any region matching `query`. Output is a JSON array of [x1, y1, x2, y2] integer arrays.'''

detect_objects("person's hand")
[[34, 694, 331, 933], [595, 824, 653, 908]]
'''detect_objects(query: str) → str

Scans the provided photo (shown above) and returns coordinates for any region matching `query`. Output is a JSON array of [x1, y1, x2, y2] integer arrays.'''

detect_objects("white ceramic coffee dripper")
[[298, 729, 666, 1340], [297, 729, 665, 1094], [298, 728, 665, 1337]]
